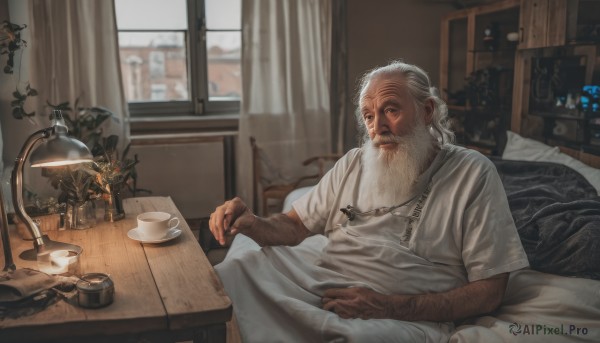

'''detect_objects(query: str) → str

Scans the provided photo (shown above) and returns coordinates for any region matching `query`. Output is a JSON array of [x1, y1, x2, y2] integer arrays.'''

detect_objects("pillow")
[[502, 131, 600, 195], [282, 186, 313, 213]]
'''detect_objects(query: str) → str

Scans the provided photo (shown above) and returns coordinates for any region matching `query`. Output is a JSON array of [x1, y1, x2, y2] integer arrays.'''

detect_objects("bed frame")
[[558, 145, 600, 169]]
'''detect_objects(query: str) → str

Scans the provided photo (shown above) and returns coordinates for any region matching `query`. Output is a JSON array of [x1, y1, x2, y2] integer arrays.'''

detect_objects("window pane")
[[205, 0, 241, 30], [206, 31, 241, 100], [118, 32, 189, 102], [115, 0, 187, 30]]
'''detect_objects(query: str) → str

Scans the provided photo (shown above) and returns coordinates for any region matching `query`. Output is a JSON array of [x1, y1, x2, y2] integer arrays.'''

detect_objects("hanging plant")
[[1, 20, 38, 119]]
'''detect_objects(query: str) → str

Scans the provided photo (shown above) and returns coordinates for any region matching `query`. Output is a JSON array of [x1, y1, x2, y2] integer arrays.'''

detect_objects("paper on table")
[[0, 268, 60, 303]]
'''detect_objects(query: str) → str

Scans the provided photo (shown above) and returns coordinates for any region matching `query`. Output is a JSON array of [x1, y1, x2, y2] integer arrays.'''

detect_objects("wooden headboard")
[[558, 146, 600, 170]]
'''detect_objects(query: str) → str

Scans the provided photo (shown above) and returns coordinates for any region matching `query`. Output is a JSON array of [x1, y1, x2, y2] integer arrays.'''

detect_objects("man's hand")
[[209, 198, 313, 247], [209, 197, 256, 245], [322, 273, 508, 322], [322, 287, 409, 320]]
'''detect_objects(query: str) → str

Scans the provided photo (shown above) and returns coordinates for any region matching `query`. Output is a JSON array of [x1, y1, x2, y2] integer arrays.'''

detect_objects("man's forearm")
[[322, 273, 509, 322], [245, 213, 313, 246], [387, 274, 508, 322]]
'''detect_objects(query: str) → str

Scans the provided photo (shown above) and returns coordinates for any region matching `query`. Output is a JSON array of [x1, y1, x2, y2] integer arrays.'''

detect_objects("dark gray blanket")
[[492, 158, 600, 280]]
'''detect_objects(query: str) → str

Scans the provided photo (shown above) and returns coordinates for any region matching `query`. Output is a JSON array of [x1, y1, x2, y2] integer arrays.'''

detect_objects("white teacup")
[[137, 212, 180, 240]]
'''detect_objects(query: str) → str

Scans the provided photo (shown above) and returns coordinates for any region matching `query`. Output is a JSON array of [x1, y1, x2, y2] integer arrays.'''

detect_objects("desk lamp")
[[1, 185, 14, 271], [6, 109, 93, 263]]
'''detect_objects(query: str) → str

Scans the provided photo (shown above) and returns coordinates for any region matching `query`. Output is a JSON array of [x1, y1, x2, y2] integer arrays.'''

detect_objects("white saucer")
[[127, 227, 182, 244]]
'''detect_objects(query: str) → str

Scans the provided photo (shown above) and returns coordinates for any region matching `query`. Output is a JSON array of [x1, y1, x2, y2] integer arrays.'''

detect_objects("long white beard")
[[361, 121, 435, 205]]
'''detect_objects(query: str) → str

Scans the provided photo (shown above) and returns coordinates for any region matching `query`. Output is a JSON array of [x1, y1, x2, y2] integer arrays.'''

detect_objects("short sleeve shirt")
[[292, 145, 529, 294]]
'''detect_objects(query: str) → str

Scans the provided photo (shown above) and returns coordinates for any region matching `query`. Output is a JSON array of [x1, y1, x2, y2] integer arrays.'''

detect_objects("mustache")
[[371, 134, 402, 147]]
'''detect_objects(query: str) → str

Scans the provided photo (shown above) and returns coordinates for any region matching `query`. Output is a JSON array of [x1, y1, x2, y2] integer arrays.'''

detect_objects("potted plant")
[[94, 135, 141, 221], [3, 21, 147, 230], [44, 103, 145, 225]]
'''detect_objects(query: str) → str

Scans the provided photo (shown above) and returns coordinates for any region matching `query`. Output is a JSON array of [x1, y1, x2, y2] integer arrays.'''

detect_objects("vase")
[[67, 201, 96, 230], [104, 185, 125, 222]]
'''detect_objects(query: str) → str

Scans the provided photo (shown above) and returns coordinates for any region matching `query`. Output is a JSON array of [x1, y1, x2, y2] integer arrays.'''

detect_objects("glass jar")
[[103, 184, 125, 222], [67, 201, 96, 230]]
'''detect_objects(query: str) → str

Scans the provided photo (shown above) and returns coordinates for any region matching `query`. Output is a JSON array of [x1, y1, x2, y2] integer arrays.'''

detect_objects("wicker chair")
[[250, 137, 340, 216]]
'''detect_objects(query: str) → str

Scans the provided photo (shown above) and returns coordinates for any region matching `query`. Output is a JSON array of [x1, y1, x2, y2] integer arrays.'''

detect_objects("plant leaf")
[[12, 106, 23, 119], [104, 135, 119, 155]]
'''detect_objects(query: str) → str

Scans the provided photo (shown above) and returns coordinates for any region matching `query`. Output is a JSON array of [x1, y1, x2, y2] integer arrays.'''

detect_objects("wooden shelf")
[[509, 1, 600, 166], [530, 112, 588, 121], [546, 136, 585, 148], [466, 139, 497, 149], [469, 49, 517, 54], [465, 144, 495, 156], [440, 0, 520, 154], [441, 0, 600, 166], [448, 105, 468, 112]]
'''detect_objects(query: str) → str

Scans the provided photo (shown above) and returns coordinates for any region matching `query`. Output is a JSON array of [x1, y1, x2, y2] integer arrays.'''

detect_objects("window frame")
[[120, 0, 241, 118]]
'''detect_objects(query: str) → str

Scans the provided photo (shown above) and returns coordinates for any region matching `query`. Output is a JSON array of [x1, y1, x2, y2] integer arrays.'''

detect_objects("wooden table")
[[0, 196, 233, 343]]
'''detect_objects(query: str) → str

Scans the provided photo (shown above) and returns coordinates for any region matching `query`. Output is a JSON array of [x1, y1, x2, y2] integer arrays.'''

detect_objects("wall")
[[343, 0, 455, 151], [1, 0, 54, 204], [128, 135, 230, 218], [0, 0, 6, 174], [0, 0, 232, 221], [1, 0, 456, 217]]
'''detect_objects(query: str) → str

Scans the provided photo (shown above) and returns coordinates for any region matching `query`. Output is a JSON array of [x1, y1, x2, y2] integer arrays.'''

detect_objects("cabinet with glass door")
[[512, 0, 600, 157], [440, 0, 520, 155]]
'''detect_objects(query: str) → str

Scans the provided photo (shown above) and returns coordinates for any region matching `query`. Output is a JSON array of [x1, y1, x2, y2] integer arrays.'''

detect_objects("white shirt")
[[293, 144, 530, 295]]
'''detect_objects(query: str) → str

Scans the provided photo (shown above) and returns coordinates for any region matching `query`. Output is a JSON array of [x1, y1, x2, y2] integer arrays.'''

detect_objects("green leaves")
[[1, 21, 26, 74], [44, 101, 121, 203], [1, 20, 28, 72], [45, 164, 101, 206], [10, 84, 37, 119], [47, 100, 113, 147], [2, 20, 37, 119]]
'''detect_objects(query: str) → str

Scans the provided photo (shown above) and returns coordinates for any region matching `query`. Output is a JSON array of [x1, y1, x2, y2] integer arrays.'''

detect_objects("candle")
[[50, 250, 70, 274]]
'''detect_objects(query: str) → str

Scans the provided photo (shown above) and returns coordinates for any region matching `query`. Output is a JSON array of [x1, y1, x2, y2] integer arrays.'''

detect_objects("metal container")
[[76, 273, 115, 308]]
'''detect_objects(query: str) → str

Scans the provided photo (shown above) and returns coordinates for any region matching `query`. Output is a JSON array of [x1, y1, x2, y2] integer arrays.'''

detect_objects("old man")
[[209, 61, 529, 342]]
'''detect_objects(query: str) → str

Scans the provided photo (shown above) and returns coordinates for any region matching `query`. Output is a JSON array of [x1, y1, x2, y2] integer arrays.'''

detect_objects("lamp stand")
[[1, 184, 16, 271], [12, 128, 50, 249], [11, 127, 83, 262]]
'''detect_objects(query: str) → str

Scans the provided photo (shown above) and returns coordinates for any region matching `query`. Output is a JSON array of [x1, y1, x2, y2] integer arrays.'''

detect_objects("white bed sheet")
[[217, 234, 452, 343], [450, 269, 600, 343], [217, 233, 600, 342]]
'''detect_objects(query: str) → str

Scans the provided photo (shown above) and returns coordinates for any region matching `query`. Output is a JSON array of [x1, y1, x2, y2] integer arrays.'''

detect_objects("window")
[[115, 0, 242, 117]]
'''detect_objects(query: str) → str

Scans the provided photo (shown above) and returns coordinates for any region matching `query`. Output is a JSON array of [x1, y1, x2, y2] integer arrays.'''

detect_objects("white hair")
[[355, 61, 455, 146]]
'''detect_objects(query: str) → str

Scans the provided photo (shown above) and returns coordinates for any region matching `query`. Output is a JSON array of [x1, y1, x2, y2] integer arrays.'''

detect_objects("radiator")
[[129, 134, 234, 218]]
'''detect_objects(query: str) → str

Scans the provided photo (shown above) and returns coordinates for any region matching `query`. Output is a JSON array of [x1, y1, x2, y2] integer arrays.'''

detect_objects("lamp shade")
[[29, 134, 93, 167]]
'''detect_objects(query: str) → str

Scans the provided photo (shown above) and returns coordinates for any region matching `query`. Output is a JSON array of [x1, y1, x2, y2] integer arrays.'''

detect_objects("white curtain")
[[237, 0, 332, 211], [27, 0, 129, 145]]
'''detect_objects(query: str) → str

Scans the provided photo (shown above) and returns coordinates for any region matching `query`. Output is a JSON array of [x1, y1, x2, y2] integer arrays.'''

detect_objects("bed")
[[221, 131, 600, 342], [448, 131, 600, 342]]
